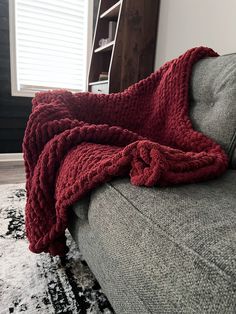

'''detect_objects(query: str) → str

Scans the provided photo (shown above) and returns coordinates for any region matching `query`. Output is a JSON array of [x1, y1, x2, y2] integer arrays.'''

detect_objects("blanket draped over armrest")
[[23, 47, 228, 256]]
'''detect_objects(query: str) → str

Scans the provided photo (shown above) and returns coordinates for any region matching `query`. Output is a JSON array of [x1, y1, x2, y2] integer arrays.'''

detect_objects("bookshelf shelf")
[[94, 41, 114, 53], [100, 1, 121, 19], [88, 80, 108, 86]]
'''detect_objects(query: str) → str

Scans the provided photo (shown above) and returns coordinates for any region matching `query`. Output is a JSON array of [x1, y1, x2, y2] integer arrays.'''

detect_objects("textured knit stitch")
[[23, 47, 228, 256]]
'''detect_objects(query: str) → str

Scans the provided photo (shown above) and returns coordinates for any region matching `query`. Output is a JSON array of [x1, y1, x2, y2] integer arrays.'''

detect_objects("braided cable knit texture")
[[23, 47, 228, 256]]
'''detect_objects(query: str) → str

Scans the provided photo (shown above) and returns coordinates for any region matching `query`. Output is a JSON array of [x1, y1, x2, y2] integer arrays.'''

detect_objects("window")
[[9, 0, 93, 97]]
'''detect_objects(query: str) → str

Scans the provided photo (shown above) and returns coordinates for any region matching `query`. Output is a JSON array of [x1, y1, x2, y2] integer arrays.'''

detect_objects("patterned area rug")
[[0, 184, 114, 314]]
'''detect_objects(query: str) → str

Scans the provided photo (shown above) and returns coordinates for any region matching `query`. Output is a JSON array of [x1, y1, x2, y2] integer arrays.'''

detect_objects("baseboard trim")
[[0, 153, 23, 162]]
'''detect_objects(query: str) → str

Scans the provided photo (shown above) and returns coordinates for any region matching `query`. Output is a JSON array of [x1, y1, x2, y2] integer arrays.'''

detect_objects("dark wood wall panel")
[[0, 1, 8, 17], [0, 128, 25, 140], [0, 140, 23, 153], [0, 0, 32, 153]]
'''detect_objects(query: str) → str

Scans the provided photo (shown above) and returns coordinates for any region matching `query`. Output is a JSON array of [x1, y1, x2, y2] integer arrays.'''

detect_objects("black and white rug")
[[0, 184, 114, 314]]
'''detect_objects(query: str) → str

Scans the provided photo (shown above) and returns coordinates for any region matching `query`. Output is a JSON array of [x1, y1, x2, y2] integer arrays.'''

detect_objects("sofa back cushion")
[[189, 53, 236, 168]]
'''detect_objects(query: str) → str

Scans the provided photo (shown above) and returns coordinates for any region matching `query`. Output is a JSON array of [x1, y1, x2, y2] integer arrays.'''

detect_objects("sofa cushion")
[[190, 53, 236, 168], [71, 170, 236, 313]]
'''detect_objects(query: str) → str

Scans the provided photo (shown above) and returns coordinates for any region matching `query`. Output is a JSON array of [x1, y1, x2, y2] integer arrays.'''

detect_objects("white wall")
[[155, 0, 236, 69]]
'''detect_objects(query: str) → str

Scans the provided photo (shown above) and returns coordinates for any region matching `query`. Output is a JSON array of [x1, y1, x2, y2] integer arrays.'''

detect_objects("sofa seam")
[[228, 128, 236, 164], [107, 181, 236, 285]]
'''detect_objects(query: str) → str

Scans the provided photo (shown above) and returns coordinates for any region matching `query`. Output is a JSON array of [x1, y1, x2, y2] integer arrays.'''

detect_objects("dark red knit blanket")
[[23, 47, 228, 256]]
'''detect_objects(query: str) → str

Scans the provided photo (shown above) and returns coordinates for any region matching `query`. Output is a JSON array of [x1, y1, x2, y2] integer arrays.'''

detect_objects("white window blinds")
[[10, 0, 91, 96]]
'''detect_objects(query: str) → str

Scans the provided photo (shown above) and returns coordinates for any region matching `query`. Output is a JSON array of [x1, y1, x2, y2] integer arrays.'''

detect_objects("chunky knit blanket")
[[23, 47, 228, 256]]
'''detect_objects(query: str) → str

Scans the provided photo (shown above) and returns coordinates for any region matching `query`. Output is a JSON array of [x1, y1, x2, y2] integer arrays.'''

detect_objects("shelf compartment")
[[89, 80, 109, 86], [89, 81, 109, 94], [94, 40, 114, 53], [100, 1, 121, 19]]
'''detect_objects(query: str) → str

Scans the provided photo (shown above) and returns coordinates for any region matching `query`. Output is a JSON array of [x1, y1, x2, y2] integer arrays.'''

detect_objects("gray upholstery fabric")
[[73, 196, 90, 221], [70, 171, 236, 314], [190, 54, 236, 167], [69, 54, 236, 313]]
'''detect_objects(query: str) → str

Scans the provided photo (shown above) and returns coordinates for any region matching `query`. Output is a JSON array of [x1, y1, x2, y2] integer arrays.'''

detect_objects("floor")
[[0, 153, 25, 184], [0, 155, 115, 313]]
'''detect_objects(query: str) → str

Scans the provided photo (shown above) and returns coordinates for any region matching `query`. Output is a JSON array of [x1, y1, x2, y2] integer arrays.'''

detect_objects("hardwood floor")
[[0, 154, 25, 184]]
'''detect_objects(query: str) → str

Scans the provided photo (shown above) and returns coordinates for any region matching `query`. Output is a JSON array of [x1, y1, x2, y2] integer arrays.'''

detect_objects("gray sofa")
[[69, 54, 236, 314]]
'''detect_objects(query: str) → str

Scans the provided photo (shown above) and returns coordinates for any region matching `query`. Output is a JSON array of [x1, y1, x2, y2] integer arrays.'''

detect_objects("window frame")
[[9, 0, 93, 97]]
